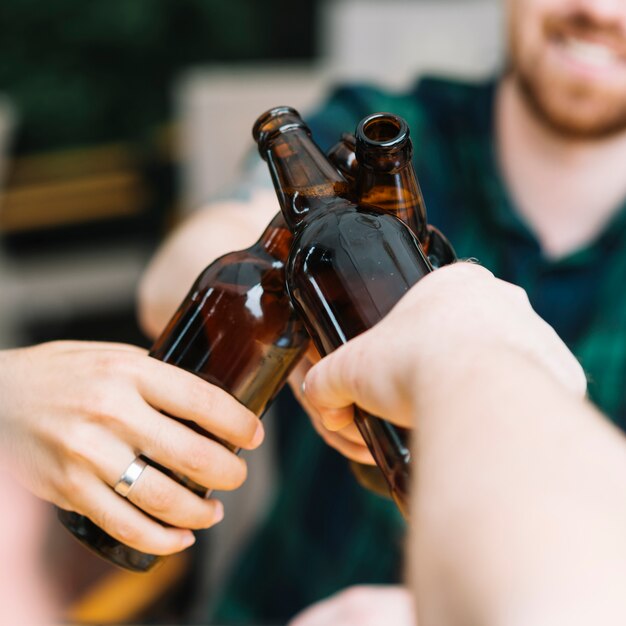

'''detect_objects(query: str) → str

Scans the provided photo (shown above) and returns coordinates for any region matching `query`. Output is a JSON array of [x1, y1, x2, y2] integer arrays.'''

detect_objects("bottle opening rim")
[[356, 113, 409, 150]]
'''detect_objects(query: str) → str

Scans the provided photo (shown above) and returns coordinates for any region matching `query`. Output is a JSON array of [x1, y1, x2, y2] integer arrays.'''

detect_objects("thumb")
[[304, 335, 414, 430]]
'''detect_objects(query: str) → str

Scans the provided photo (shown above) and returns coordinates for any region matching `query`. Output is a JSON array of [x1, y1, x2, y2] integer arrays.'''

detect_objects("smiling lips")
[[545, 14, 626, 72], [561, 37, 622, 69]]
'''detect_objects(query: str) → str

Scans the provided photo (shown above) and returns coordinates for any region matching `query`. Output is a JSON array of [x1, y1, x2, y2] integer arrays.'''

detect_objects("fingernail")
[[182, 532, 196, 548], [250, 422, 265, 448], [213, 500, 224, 523], [301, 379, 307, 396]]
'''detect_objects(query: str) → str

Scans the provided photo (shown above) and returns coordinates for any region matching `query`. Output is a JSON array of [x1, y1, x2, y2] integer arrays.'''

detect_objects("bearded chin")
[[515, 69, 626, 140]]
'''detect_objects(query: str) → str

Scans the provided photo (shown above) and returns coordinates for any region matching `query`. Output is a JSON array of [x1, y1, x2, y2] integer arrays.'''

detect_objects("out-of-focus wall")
[[178, 0, 504, 210], [322, 0, 504, 88]]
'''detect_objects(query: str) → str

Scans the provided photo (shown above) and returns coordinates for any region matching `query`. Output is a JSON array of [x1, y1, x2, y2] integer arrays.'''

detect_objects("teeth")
[[562, 37, 620, 67]]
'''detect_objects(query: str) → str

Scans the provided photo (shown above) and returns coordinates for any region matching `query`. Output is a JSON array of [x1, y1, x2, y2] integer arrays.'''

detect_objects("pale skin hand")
[[299, 263, 626, 625], [0, 340, 264, 556], [288, 585, 416, 626], [405, 350, 626, 626], [302, 263, 587, 448]]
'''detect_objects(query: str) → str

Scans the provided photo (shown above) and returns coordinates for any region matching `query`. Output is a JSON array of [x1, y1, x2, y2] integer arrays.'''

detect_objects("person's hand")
[[0, 340, 264, 555], [289, 346, 375, 465], [303, 263, 587, 452], [288, 585, 416, 626]]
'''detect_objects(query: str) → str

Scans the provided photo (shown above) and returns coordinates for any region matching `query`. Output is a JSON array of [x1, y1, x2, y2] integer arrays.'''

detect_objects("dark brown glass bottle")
[[253, 106, 433, 517], [328, 115, 456, 268], [58, 212, 309, 571], [327, 132, 358, 184], [343, 113, 459, 497]]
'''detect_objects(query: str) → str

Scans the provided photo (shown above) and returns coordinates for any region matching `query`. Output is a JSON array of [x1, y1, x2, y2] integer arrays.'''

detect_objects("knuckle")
[[146, 481, 176, 514], [80, 388, 116, 426], [91, 351, 121, 376], [186, 378, 215, 413], [58, 467, 86, 498], [62, 424, 97, 465], [183, 441, 210, 475], [116, 353, 143, 380], [238, 415, 259, 445], [221, 457, 248, 490], [190, 502, 219, 529], [108, 515, 140, 546], [347, 355, 366, 400]]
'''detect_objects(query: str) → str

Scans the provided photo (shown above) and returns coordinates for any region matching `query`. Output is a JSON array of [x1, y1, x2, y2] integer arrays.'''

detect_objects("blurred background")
[[0, 0, 502, 623]]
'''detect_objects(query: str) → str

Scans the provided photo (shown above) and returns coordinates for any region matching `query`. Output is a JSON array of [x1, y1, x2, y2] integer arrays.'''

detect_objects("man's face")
[[508, 0, 626, 138]]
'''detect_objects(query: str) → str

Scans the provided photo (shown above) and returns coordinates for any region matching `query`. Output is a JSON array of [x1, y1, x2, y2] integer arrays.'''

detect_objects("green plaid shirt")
[[214, 77, 626, 624]]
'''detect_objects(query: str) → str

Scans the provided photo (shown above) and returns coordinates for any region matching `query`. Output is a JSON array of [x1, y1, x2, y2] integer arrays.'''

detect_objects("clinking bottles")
[[329, 112, 457, 498], [328, 114, 456, 269], [58, 212, 309, 571], [253, 106, 434, 516]]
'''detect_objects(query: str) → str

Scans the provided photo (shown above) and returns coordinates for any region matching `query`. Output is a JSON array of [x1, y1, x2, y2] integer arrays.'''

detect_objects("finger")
[[309, 414, 375, 465], [136, 358, 263, 450], [304, 337, 414, 429], [72, 476, 196, 555], [288, 358, 313, 406], [96, 448, 225, 529], [125, 404, 249, 491], [289, 361, 375, 464], [55, 341, 147, 356], [127, 467, 224, 529], [303, 345, 357, 412], [319, 407, 355, 433], [336, 421, 367, 445]]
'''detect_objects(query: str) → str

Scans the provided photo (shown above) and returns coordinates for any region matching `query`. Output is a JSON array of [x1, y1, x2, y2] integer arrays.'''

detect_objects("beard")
[[515, 67, 626, 139], [510, 12, 626, 139]]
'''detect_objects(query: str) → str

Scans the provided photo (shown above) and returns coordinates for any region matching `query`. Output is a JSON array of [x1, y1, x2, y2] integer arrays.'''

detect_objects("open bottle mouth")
[[252, 106, 311, 155], [355, 112, 412, 171], [357, 113, 410, 150]]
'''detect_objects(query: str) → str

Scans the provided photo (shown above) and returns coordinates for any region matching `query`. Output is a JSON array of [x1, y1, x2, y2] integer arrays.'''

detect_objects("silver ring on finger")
[[114, 456, 148, 498]]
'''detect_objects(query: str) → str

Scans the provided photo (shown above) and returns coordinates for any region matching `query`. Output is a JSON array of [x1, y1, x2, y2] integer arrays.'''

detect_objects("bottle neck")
[[327, 133, 358, 186], [254, 107, 350, 231], [256, 212, 293, 261], [355, 113, 429, 245], [265, 128, 351, 230], [356, 162, 429, 245]]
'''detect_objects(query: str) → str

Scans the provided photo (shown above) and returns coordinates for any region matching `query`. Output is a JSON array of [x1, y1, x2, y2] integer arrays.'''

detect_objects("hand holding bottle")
[[303, 263, 587, 446], [0, 340, 263, 556], [289, 349, 376, 466]]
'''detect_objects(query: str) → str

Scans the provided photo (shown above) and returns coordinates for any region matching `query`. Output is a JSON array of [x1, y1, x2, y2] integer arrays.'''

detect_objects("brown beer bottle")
[[58, 212, 309, 571], [329, 115, 456, 269], [327, 132, 359, 184], [253, 106, 433, 517], [326, 114, 457, 498]]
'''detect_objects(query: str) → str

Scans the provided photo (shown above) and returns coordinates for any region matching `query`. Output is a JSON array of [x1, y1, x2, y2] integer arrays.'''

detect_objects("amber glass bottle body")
[[327, 113, 456, 497], [59, 213, 308, 571], [254, 106, 433, 515]]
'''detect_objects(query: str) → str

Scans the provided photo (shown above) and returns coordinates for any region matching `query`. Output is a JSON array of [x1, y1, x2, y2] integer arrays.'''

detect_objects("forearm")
[[411, 351, 626, 626], [137, 190, 278, 338]]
